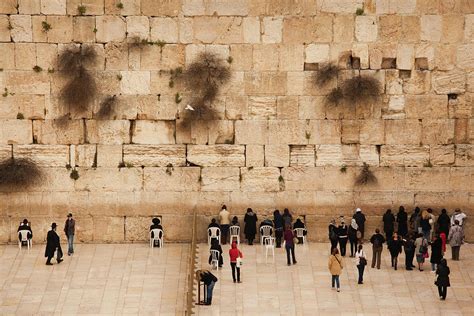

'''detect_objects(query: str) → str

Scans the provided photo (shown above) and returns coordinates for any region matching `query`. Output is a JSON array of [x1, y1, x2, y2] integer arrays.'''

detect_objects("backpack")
[[373, 235, 382, 247]]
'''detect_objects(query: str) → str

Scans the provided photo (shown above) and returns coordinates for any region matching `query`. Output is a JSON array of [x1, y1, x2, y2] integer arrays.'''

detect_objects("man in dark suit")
[[45, 223, 63, 265]]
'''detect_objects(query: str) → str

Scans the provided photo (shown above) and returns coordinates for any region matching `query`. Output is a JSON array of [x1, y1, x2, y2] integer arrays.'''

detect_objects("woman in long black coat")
[[437, 209, 451, 236], [435, 259, 450, 300], [430, 234, 443, 271], [396, 206, 408, 237], [244, 208, 257, 245], [383, 209, 395, 241], [45, 223, 63, 265]]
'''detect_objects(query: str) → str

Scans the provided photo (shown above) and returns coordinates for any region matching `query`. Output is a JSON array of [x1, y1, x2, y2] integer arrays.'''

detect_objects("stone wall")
[[0, 0, 473, 243]]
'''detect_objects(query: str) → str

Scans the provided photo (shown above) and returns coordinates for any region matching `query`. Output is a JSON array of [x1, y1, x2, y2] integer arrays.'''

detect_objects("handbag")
[[236, 257, 243, 267], [293, 237, 299, 244], [359, 257, 367, 266]]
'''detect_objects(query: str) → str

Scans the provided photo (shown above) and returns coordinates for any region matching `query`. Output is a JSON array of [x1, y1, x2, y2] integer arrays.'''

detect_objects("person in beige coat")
[[328, 248, 344, 292]]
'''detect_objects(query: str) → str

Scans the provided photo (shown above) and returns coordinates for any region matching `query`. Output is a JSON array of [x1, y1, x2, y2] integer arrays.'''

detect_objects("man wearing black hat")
[[45, 223, 63, 265], [64, 213, 75, 256]]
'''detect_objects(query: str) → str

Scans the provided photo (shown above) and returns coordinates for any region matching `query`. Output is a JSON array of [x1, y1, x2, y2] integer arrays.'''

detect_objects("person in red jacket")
[[229, 242, 243, 283]]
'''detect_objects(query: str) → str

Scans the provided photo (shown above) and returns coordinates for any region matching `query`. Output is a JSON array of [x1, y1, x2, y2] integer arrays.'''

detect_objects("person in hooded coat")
[[244, 208, 258, 245], [437, 209, 451, 237], [396, 206, 408, 237], [229, 242, 243, 283], [352, 208, 366, 239], [45, 223, 63, 265], [383, 209, 396, 241], [273, 210, 284, 248]]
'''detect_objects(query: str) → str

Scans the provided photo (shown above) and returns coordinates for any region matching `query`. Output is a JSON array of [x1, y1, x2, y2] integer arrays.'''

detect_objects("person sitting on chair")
[[18, 219, 32, 245], [208, 239, 223, 268], [208, 218, 220, 229], [150, 218, 163, 247], [293, 218, 307, 244]]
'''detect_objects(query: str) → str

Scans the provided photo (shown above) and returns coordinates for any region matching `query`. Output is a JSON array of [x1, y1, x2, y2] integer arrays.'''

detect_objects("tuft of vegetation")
[[128, 36, 166, 50], [33, 65, 42, 73], [356, 8, 364, 15], [65, 164, 72, 170], [2, 87, 13, 97], [93, 27, 97, 33], [340, 164, 347, 173], [315, 63, 339, 87], [70, 169, 79, 180], [116, 74, 122, 81], [77, 5, 86, 15], [175, 92, 182, 104], [227, 56, 233, 64], [7, 21, 13, 30], [355, 162, 377, 186], [166, 163, 174, 176], [58, 45, 97, 114], [423, 161, 433, 168], [305, 131, 311, 140], [341, 76, 381, 103], [278, 175, 285, 191], [47, 68, 55, 73], [118, 161, 125, 168], [327, 87, 344, 105], [95, 95, 117, 119], [125, 162, 133, 168], [116, 2, 124, 9], [41, 21, 51, 32], [0, 158, 43, 189], [168, 67, 183, 88], [16, 113, 24, 120]]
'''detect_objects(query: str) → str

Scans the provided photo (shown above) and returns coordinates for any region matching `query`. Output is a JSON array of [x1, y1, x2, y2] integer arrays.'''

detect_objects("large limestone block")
[[105, 0, 140, 15], [120, 71, 150, 94], [289, 145, 315, 167], [41, 0, 66, 14], [248, 96, 276, 119], [187, 145, 245, 167], [0, 0, 17, 14], [449, 167, 473, 191], [341, 120, 360, 144], [405, 95, 448, 119], [264, 144, 289, 167], [355, 16, 378, 42], [36, 43, 57, 70], [422, 119, 455, 145], [75, 167, 142, 192], [441, 15, 464, 43], [384, 120, 422, 145], [334, 15, 354, 43], [240, 167, 280, 192], [466, 14, 474, 41], [402, 71, 431, 94], [93, 216, 124, 242], [86, 120, 130, 145], [0, 120, 32, 144], [405, 167, 451, 191], [229, 44, 253, 71], [298, 96, 325, 120], [96, 16, 126, 43], [378, 15, 401, 43], [225, 95, 248, 120], [14, 144, 68, 167], [0, 16, 11, 42], [33, 120, 84, 145], [126, 15, 149, 39], [150, 17, 178, 43], [320, 0, 363, 13], [10, 15, 32, 42], [200, 167, 240, 191], [316, 144, 343, 166], [401, 16, 421, 43], [397, 44, 414, 70], [320, 166, 358, 191], [455, 144, 474, 166], [74, 144, 95, 167], [18, 0, 39, 15], [245, 144, 264, 166], [457, 44, 474, 70], [252, 44, 279, 71], [359, 145, 379, 166], [308, 120, 341, 144], [46, 16, 73, 43], [123, 145, 186, 167], [242, 17, 260, 43], [132, 120, 174, 145], [276, 96, 298, 120], [124, 216, 154, 242], [14, 43, 36, 70], [244, 72, 286, 95], [434, 44, 457, 71], [141, 0, 181, 16], [193, 17, 243, 44], [281, 167, 323, 191], [262, 17, 282, 43], [143, 167, 200, 191], [31, 15, 47, 42], [268, 120, 307, 145], [249, 0, 317, 16], [5, 69, 50, 95], [432, 69, 466, 94], [96, 144, 122, 168], [2, 94, 45, 120], [305, 44, 329, 63], [421, 15, 442, 42], [0, 145, 11, 160], [205, 0, 248, 16], [104, 42, 128, 70], [283, 16, 332, 44], [0, 43, 15, 69], [208, 120, 234, 145], [430, 145, 455, 166], [141, 45, 185, 70], [352, 43, 369, 69], [380, 145, 429, 167]]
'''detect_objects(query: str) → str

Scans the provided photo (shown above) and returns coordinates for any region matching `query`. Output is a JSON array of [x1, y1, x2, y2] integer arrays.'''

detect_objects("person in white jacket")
[[355, 244, 367, 284]]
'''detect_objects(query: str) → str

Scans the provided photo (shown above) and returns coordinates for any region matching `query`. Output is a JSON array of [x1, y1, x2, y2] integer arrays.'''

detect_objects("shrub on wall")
[[95, 95, 118, 119], [0, 158, 43, 189], [355, 162, 377, 186]]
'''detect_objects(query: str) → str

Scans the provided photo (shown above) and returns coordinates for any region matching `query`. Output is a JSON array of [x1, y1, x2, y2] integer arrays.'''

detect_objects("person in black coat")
[[293, 218, 307, 244], [337, 219, 348, 257], [273, 210, 284, 248], [353, 208, 366, 239], [437, 209, 451, 237], [435, 259, 450, 300], [387, 232, 402, 270], [430, 234, 443, 272], [244, 208, 257, 245], [198, 269, 218, 305], [17, 219, 32, 242], [383, 209, 395, 241], [396, 206, 408, 237], [403, 233, 416, 270], [208, 218, 220, 229], [328, 219, 338, 252], [208, 238, 223, 268], [45, 223, 63, 265]]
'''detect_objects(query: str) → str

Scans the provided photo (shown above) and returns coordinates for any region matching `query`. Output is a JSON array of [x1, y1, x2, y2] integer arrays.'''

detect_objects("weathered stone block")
[[421, 15, 442, 42], [19, 0, 41, 14], [14, 43, 36, 70], [305, 44, 329, 63], [441, 15, 464, 43], [341, 120, 360, 144], [248, 96, 276, 119], [74, 144, 95, 167], [105, 0, 140, 15], [432, 69, 466, 94], [242, 17, 260, 43], [95, 144, 121, 168], [126, 15, 149, 39], [282, 16, 332, 44], [187, 145, 245, 167], [316, 144, 342, 166], [405, 167, 451, 191], [225, 95, 248, 120], [93, 216, 124, 242], [47, 16, 73, 43], [123, 145, 185, 167], [36, 43, 57, 70], [457, 44, 474, 70], [422, 119, 455, 145], [14, 144, 69, 167], [268, 120, 307, 145], [320, 0, 363, 13], [252, 44, 279, 71], [397, 44, 414, 70], [96, 16, 126, 43], [32, 120, 84, 145], [262, 17, 282, 43], [385, 120, 422, 145], [240, 167, 280, 192], [75, 167, 142, 192], [141, 0, 182, 16], [264, 144, 289, 167], [289, 145, 315, 166], [0, 120, 32, 144], [150, 17, 178, 43], [352, 43, 370, 69], [207, 120, 234, 145], [132, 120, 174, 145], [402, 70, 431, 94], [141, 45, 184, 71], [435, 44, 456, 71], [143, 167, 200, 191], [67, 0, 104, 15], [380, 145, 429, 167], [120, 71, 150, 94], [244, 72, 286, 95], [104, 42, 128, 70], [86, 120, 130, 145], [10, 15, 32, 42], [200, 167, 240, 191], [0, 43, 15, 69], [245, 144, 264, 166], [355, 16, 378, 42], [298, 96, 325, 120], [401, 16, 420, 43], [41, 0, 66, 14], [430, 145, 455, 165], [455, 144, 474, 166], [405, 95, 447, 119], [179, 17, 193, 44], [308, 120, 341, 144]]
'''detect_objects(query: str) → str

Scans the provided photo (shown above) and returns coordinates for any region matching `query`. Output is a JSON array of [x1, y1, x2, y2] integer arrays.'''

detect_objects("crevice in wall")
[[129, 119, 136, 144], [381, 58, 397, 69]]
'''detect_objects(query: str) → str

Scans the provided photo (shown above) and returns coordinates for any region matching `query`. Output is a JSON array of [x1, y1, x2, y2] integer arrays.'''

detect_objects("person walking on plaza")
[[396, 206, 408, 237], [284, 225, 297, 265], [64, 213, 75, 256], [403, 233, 416, 270], [352, 208, 366, 239], [199, 270, 218, 305], [430, 234, 443, 272], [448, 220, 464, 261], [328, 219, 338, 252], [387, 232, 402, 270], [219, 205, 230, 244], [273, 210, 284, 248], [348, 219, 358, 257], [383, 209, 395, 242], [435, 259, 450, 300], [229, 242, 243, 283], [370, 229, 385, 269], [337, 218, 348, 256], [45, 223, 63, 265], [415, 233, 428, 271], [437, 209, 451, 237], [244, 208, 257, 245], [328, 248, 343, 292], [355, 244, 367, 284]]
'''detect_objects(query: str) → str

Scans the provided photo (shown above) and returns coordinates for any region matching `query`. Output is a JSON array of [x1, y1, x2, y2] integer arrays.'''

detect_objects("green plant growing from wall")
[[0, 158, 44, 189], [7, 21, 13, 30], [340, 164, 347, 173], [95, 95, 118, 119], [116, 2, 124, 9], [77, 5, 87, 15], [70, 169, 79, 180], [42, 21, 52, 32], [166, 163, 174, 176], [33, 65, 42, 73], [278, 175, 285, 191], [16, 113, 24, 119], [356, 8, 364, 15], [175, 92, 182, 104], [355, 162, 377, 186]]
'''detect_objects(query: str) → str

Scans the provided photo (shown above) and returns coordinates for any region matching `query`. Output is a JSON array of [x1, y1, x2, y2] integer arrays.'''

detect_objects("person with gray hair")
[[448, 220, 464, 261]]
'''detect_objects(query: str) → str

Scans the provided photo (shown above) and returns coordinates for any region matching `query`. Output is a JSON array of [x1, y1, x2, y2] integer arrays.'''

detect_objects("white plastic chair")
[[208, 227, 221, 246], [18, 230, 32, 250], [265, 237, 275, 263], [210, 249, 220, 270], [229, 226, 240, 245], [150, 229, 164, 248], [294, 228, 307, 244], [260, 225, 273, 245]]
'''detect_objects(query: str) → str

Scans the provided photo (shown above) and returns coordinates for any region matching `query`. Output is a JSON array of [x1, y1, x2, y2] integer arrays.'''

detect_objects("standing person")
[[403, 233, 416, 270], [420, 209, 432, 240], [355, 244, 367, 284], [273, 210, 284, 248], [328, 248, 343, 292], [284, 225, 297, 265], [414, 233, 428, 271], [244, 208, 257, 245], [337, 218, 348, 257], [370, 229, 385, 269], [199, 270, 218, 305], [396, 206, 408, 237], [229, 242, 243, 283], [45, 223, 63, 265], [435, 259, 450, 300], [348, 219, 358, 257], [448, 220, 464, 261], [409, 207, 421, 234], [282, 208, 293, 227], [383, 209, 395, 242], [387, 232, 402, 270], [218, 205, 230, 245], [437, 209, 451, 237], [450, 208, 467, 228], [430, 234, 443, 272], [328, 219, 338, 252], [64, 213, 75, 256], [352, 208, 366, 239], [440, 230, 447, 255]]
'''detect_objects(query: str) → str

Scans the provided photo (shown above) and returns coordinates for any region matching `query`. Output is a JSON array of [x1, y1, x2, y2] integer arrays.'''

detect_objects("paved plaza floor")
[[0, 243, 188, 315], [196, 242, 474, 315]]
